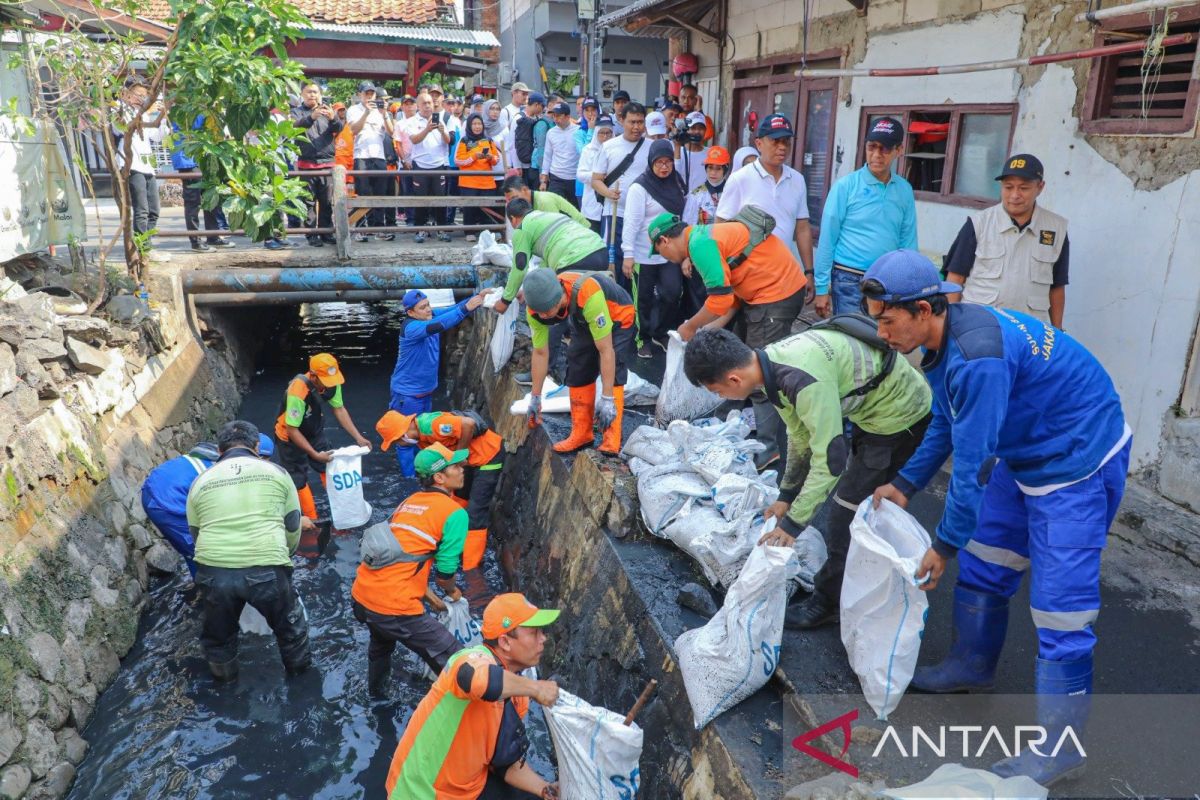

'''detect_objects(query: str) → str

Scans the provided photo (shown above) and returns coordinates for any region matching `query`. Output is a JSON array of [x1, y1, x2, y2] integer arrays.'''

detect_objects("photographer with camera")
[[454, 112, 501, 243], [291, 83, 343, 248], [672, 111, 709, 192], [346, 82, 395, 241], [402, 91, 453, 243]]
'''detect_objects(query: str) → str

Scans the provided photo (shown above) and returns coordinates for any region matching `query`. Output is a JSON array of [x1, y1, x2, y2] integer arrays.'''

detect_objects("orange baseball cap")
[[376, 410, 416, 451], [309, 353, 344, 386], [482, 593, 560, 639], [332, 102, 346, 110]]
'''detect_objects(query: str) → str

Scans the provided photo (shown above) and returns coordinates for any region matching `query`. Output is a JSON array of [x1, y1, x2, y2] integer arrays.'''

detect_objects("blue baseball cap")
[[257, 433, 275, 458], [862, 250, 961, 302], [757, 113, 794, 139], [402, 289, 427, 310], [527, 91, 547, 106]]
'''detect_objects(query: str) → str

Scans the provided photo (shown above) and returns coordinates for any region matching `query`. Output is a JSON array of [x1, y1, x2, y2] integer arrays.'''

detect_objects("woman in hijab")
[[732, 145, 759, 169], [622, 139, 687, 357], [454, 112, 500, 242]]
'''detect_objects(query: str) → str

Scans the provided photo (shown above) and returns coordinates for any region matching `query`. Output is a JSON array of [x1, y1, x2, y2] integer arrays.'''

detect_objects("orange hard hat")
[[703, 146, 731, 167]]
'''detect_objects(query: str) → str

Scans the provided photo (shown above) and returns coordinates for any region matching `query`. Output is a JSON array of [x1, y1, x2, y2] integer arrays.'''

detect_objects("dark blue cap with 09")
[[756, 113, 793, 139], [862, 250, 961, 302]]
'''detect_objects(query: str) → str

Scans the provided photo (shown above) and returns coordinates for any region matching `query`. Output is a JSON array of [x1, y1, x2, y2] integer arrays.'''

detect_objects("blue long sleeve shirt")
[[894, 304, 1126, 556], [142, 454, 213, 517], [389, 299, 476, 398], [169, 116, 207, 171], [814, 165, 918, 294]]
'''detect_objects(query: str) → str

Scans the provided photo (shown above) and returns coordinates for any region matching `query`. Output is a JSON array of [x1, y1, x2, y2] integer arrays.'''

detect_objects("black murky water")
[[68, 302, 552, 800]]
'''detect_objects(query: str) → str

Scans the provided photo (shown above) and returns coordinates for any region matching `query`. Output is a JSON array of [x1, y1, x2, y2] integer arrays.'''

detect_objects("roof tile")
[[141, 0, 452, 26]]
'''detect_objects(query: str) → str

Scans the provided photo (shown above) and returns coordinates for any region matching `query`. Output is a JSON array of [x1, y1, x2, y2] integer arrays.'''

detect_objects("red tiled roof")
[[140, 0, 452, 26]]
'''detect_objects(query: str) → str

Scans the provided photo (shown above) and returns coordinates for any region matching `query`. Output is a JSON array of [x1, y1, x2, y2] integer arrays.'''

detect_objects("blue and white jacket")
[[894, 304, 1127, 556], [389, 299, 477, 398]]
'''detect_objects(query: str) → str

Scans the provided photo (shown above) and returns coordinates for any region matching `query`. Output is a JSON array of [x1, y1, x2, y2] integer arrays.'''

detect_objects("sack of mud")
[[883, 763, 1048, 799], [490, 299, 520, 373], [621, 425, 679, 467], [655, 331, 723, 424], [480, 229, 513, 268], [543, 690, 644, 800], [676, 544, 798, 728], [786, 524, 829, 595], [422, 596, 484, 680], [842, 499, 931, 720], [326, 445, 372, 530]]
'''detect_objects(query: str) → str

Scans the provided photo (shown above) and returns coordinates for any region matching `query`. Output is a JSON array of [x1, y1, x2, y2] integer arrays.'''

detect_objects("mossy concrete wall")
[[0, 295, 248, 800]]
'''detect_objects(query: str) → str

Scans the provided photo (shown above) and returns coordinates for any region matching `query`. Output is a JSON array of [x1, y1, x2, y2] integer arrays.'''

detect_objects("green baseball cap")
[[647, 212, 684, 254], [414, 443, 469, 477]]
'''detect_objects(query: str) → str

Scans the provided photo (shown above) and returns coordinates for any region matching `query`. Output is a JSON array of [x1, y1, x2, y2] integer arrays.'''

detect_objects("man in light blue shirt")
[[814, 117, 917, 316]]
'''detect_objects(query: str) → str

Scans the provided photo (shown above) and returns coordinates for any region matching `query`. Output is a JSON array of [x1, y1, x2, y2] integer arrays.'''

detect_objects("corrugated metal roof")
[[140, 0, 453, 26], [596, 0, 669, 28], [306, 21, 500, 48]]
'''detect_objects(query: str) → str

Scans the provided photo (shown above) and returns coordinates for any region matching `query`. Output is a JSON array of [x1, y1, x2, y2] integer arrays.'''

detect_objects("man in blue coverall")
[[140, 434, 276, 577], [865, 250, 1130, 787], [389, 288, 489, 476], [813, 117, 917, 318]]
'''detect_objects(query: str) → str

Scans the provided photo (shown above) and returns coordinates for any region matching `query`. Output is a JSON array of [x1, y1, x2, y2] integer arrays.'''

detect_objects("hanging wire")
[[1139, 8, 1169, 121], [801, 0, 811, 72]]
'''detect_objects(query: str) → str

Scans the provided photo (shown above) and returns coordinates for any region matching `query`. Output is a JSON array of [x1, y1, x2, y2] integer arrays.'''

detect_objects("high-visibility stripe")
[[183, 455, 208, 476], [833, 494, 859, 512], [477, 462, 503, 471], [965, 539, 1031, 571], [391, 522, 439, 549], [1031, 607, 1099, 632]]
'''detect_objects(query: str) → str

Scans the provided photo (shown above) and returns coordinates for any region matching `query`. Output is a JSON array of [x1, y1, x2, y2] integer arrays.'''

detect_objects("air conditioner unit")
[[499, 63, 513, 84]]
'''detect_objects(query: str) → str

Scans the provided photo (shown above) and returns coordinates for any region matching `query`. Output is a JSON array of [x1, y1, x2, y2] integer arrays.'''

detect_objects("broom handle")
[[623, 679, 658, 726]]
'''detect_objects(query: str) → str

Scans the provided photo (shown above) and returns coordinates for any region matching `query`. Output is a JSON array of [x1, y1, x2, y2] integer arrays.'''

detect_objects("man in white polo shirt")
[[402, 92, 452, 243], [716, 114, 814, 288], [346, 81, 395, 241], [590, 101, 648, 294]]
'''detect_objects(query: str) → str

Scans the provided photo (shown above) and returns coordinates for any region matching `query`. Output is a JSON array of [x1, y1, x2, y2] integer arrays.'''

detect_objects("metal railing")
[[153, 164, 509, 259]]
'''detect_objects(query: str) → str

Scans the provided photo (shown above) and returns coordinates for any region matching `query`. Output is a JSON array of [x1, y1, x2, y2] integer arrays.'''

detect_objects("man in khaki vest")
[[943, 154, 1069, 328]]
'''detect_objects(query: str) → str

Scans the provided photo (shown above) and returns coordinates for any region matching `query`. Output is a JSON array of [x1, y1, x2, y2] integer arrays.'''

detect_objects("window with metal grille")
[[1082, 10, 1200, 135]]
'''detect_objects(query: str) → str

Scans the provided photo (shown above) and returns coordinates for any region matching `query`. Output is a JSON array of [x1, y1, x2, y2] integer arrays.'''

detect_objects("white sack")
[[883, 764, 1047, 800], [326, 445, 372, 530], [481, 230, 512, 268], [511, 373, 659, 415], [841, 499, 932, 720], [676, 545, 798, 728], [490, 300, 520, 373], [421, 596, 484, 681], [620, 426, 679, 467], [786, 524, 829, 596], [655, 331, 723, 424], [543, 690, 644, 800]]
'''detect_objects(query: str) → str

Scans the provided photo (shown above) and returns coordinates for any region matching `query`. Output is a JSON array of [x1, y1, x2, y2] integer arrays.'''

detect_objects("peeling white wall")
[[825, 8, 1200, 468]]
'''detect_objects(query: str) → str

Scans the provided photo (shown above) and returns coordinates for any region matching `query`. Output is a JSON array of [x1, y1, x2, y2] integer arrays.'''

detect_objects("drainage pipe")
[[1075, 0, 1198, 22], [182, 265, 485, 295], [795, 32, 1193, 77], [190, 289, 474, 306]]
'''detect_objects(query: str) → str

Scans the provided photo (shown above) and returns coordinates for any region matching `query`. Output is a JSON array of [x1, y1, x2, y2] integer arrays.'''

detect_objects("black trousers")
[[738, 289, 807, 470], [181, 178, 220, 246], [546, 176, 578, 208], [601, 216, 630, 295], [460, 185, 497, 228], [354, 157, 393, 227], [299, 168, 334, 233], [274, 434, 329, 490], [195, 564, 311, 670], [790, 414, 933, 603], [635, 261, 684, 343], [464, 449, 505, 530], [352, 600, 459, 675], [444, 173, 459, 226], [565, 322, 635, 387], [411, 165, 446, 228]]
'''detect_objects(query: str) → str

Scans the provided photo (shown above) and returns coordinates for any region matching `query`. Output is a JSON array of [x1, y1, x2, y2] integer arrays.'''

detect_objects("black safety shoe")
[[784, 595, 839, 630]]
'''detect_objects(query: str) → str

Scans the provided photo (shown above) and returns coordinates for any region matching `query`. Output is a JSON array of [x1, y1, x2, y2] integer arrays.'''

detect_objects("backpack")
[[726, 204, 777, 268], [515, 115, 537, 165], [807, 313, 897, 398]]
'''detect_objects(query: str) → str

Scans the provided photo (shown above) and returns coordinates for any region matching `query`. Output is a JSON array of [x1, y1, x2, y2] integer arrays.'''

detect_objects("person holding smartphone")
[[454, 112, 500, 243], [346, 81, 395, 241], [402, 92, 452, 243]]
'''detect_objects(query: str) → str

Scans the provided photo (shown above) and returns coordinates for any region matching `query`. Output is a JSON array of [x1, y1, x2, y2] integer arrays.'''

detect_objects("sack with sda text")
[[841, 499, 931, 720], [489, 297, 520, 373], [326, 445, 372, 529], [676, 544, 798, 728], [656, 331, 723, 424], [544, 689, 644, 800]]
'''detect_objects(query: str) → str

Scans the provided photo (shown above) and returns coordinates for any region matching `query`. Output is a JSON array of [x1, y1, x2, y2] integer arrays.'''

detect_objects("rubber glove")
[[527, 393, 543, 428], [596, 395, 617, 430]]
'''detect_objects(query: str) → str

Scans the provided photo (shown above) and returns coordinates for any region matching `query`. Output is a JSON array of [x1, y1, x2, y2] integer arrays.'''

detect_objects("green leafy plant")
[[543, 68, 581, 98]]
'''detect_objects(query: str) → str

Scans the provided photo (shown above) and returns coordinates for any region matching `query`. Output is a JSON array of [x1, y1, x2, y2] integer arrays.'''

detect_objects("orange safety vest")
[[350, 490, 463, 616], [414, 412, 503, 467], [386, 645, 529, 800], [334, 127, 355, 186]]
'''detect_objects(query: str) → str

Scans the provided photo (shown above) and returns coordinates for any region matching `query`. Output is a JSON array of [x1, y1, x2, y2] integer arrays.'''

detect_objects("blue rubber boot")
[[992, 656, 1092, 786], [910, 586, 1008, 693]]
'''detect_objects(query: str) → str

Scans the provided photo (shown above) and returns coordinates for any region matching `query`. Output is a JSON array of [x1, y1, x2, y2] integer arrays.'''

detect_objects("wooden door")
[[793, 78, 838, 228]]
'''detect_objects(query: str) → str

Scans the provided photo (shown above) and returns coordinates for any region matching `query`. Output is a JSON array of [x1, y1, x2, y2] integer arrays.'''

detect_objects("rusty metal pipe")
[[182, 265, 482, 294], [191, 289, 474, 306]]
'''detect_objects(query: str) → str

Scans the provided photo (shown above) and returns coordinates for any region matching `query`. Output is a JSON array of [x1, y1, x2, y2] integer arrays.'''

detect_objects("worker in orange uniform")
[[385, 593, 561, 799], [273, 353, 372, 521], [376, 409, 505, 573], [332, 103, 355, 188], [351, 444, 471, 694], [522, 268, 637, 455]]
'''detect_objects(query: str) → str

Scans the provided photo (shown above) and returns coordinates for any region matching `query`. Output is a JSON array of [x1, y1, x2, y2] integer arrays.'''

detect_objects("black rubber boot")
[[368, 656, 392, 696], [209, 658, 239, 682]]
